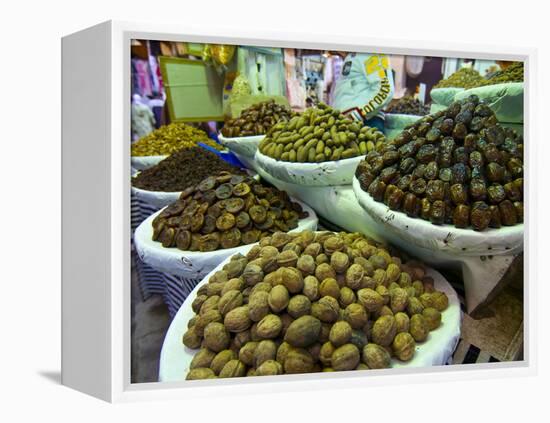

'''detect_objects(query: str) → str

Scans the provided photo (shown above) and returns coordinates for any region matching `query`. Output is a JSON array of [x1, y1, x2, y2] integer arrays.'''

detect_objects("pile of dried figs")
[[355, 95, 523, 231], [182, 231, 449, 379], [151, 172, 308, 251]]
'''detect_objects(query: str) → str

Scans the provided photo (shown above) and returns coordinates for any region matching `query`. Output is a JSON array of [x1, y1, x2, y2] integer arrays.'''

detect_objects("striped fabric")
[[131, 192, 166, 299], [452, 340, 500, 364], [161, 274, 201, 318], [132, 190, 201, 316], [449, 281, 501, 364]]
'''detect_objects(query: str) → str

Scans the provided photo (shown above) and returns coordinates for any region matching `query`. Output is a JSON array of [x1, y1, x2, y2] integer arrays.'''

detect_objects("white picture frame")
[[61, 20, 536, 403]]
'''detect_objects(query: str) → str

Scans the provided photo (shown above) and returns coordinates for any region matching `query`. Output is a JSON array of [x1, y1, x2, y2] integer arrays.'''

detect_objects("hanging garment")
[[405, 56, 425, 78], [390, 55, 407, 99], [133, 59, 153, 97], [333, 53, 395, 120]]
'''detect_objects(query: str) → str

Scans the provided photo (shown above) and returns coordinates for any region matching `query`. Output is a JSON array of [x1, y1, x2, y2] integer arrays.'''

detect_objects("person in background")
[[331, 52, 395, 132]]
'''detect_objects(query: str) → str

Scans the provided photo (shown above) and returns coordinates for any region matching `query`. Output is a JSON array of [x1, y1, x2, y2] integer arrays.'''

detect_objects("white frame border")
[[70, 20, 537, 402]]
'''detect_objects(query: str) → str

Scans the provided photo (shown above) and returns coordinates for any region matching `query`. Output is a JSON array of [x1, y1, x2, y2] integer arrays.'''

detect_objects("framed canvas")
[[61, 20, 536, 403]]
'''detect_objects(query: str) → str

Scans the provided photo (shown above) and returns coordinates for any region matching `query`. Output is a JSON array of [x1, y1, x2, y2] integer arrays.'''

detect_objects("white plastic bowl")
[[255, 150, 365, 187], [218, 133, 265, 158], [158, 257, 461, 382]]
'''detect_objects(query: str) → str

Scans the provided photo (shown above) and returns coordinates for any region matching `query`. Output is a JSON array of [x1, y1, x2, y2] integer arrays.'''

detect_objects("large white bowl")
[[218, 133, 265, 158], [158, 257, 462, 382], [352, 177, 524, 256], [131, 154, 168, 171], [255, 150, 364, 187], [134, 199, 318, 279], [131, 170, 260, 210]]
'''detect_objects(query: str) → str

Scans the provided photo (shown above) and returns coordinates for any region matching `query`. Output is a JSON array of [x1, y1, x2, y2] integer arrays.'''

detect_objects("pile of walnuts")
[[182, 230, 449, 379]]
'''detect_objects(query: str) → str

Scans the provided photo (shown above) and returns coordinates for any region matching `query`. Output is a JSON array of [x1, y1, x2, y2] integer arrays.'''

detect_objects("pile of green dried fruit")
[[131, 123, 222, 156], [486, 62, 523, 85], [258, 103, 385, 163], [386, 97, 430, 116], [151, 173, 308, 251], [355, 95, 523, 230], [182, 231, 449, 379], [434, 62, 524, 90], [132, 147, 243, 192], [221, 100, 294, 137], [434, 68, 487, 89]]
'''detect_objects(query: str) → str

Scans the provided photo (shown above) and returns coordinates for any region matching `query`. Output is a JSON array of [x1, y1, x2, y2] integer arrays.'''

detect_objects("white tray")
[[158, 257, 462, 382], [131, 155, 168, 171], [218, 133, 265, 158], [134, 198, 318, 279], [255, 150, 364, 187], [352, 177, 524, 256]]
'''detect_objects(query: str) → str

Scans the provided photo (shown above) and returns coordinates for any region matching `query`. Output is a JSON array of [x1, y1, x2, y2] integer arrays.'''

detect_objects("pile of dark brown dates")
[[355, 95, 523, 231], [151, 172, 309, 251]]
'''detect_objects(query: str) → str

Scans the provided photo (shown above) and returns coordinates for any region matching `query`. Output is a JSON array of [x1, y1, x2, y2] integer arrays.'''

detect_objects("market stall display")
[[355, 96, 523, 231], [157, 231, 461, 381], [131, 123, 223, 170]]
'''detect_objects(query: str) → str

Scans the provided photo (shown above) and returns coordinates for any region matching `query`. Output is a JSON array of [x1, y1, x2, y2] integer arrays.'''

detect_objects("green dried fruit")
[[218, 290, 244, 316], [182, 327, 202, 349], [210, 350, 237, 375], [256, 359, 283, 376], [267, 284, 290, 313], [238, 341, 258, 367], [319, 342, 335, 366], [190, 348, 216, 370], [332, 344, 360, 371], [218, 359, 247, 378], [343, 303, 368, 329], [186, 367, 216, 380], [392, 332, 416, 361], [287, 295, 312, 318], [394, 312, 410, 333], [255, 314, 283, 339], [311, 296, 340, 323], [203, 322, 230, 352], [362, 344, 391, 369], [284, 315, 322, 348], [371, 315, 397, 347], [254, 340, 277, 368], [302, 275, 320, 301], [390, 288, 409, 313], [329, 321, 353, 347], [224, 305, 252, 332], [284, 348, 315, 374], [409, 314, 429, 342], [319, 278, 341, 299], [357, 288, 384, 312], [422, 307, 442, 330]]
